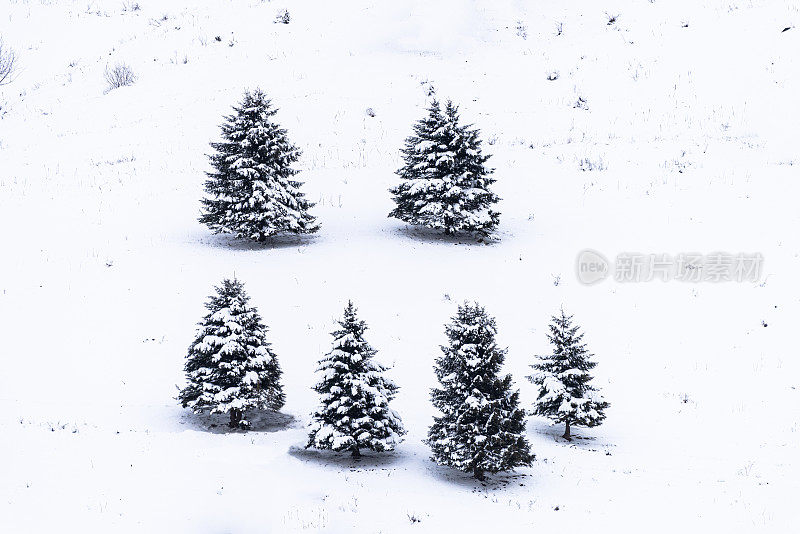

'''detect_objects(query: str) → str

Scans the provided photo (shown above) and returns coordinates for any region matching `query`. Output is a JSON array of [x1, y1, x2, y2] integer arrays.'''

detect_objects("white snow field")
[[1, 0, 798, 531]]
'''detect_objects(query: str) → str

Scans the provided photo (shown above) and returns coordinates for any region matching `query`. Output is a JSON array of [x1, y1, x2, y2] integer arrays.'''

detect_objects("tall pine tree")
[[200, 88, 318, 241], [307, 301, 405, 458], [389, 99, 500, 238], [179, 278, 285, 429], [427, 302, 532, 480], [528, 309, 609, 441]]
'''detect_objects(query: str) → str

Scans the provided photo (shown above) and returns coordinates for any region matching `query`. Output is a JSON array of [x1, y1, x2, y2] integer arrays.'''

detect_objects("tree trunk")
[[473, 468, 485, 481], [443, 216, 454, 236], [351, 447, 361, 459], [229, 409, 242, 429], [562, 419, 571, 441]]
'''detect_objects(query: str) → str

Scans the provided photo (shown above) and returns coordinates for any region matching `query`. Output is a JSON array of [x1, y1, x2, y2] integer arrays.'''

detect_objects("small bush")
[[0, 37, 17, 86], [579, 156, 606, 172], [104, 62, 136, 90], [515, 21, 527, 40], [275, 9, 290, 24]]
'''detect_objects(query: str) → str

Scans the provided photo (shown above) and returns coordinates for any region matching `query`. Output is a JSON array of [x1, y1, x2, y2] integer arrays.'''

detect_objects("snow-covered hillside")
[[1, 0, 798, 531]]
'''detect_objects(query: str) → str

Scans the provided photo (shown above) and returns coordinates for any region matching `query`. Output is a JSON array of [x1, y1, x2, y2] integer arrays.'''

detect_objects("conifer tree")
[[389, 99, 500, 238], [200, 88, 318, 241], [179, 278, 285, 429], [528, 309, 609, 441], [427, 302, 532, 480], [307, 301, 405, 458]]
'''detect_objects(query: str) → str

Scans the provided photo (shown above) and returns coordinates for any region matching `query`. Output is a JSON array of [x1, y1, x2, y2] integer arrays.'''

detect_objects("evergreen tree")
[[427, 302, 532, 480], [389, 99, 500, 238], [200, 88, 318, 241], [528, 309, 609, 441], [179, 278, 285, 429], [307, 301, 405, 458]]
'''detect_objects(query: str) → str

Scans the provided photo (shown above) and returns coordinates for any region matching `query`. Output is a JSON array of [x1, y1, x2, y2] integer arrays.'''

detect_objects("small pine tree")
[[307, 301, 406, 458], [179, 278, 285, 429], [427, 302, 532, 480], [528, 309, 609, 441], [200, 88, 318, 241], [389, 99, 500, 238]]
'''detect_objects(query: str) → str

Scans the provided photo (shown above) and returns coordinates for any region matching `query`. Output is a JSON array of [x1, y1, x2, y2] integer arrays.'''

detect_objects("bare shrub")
[[515, 21, 527, 40], [574, 96, 588, 110], [104, 62, 136, 90], [579, 156, 606, 172], [0, 38, 17, 86]]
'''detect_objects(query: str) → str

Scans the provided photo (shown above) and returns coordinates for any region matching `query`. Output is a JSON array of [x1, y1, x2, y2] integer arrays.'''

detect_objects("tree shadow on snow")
[[528, 420, 609, 449], [424, 461, 530, 490], [179, 410, 297, 434], [287, 445, 404, 469], [193, 231, 319, 252], [392, 225, 496, 246]]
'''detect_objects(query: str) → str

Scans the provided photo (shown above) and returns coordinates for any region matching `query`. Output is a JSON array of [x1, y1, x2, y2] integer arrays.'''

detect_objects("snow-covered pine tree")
[[389, 99, 500, 238], [307, 301, 405, 458], [528, 309, 609, 441], [179, 278, 285, 429], [427, 302, 532, 480], [200, 88, 318, 241]]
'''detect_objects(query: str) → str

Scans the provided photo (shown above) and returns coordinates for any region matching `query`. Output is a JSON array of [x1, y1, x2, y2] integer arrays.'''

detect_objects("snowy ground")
[[1, 0, 798, 532]]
